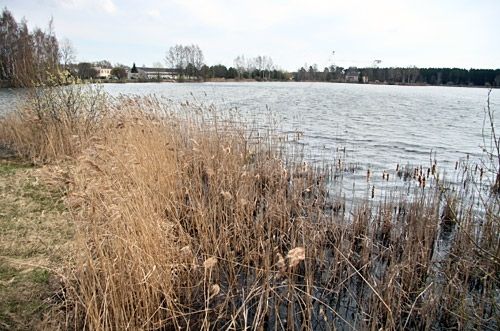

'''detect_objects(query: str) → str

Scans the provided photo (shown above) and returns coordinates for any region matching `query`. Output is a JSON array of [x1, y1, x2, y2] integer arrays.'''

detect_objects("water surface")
[[2, 82, 498, 189], [103, 82, 498, 181]]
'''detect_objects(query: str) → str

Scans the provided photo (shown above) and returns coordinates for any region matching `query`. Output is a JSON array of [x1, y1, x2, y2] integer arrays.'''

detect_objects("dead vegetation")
[[0, 159, 73, 330], [0, 85, 498, 330]]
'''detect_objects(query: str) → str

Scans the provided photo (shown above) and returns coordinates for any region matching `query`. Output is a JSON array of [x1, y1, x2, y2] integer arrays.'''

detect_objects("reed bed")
[[0, 85, 498, 330]]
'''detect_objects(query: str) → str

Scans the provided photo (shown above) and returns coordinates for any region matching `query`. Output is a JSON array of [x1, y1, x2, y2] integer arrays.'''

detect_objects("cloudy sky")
[[3, 0, 500, 70]]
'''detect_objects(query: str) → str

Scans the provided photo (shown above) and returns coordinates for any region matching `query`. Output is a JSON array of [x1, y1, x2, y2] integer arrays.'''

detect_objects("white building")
[[345, 71, 360, 83], [128, 64, 179, 80], [93, 67, 112, 79]]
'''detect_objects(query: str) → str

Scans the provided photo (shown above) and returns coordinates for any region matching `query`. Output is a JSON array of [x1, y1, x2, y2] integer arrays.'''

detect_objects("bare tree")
[[59, 38, 76, 68], [191, 45, 204, 70], [0, 8, 60, 86], [165, 44, 186, 70], [165, 44, 204, 78], [152, 62, 164, 68], [263, 56, 274, 80], [0, 9, 19, 82], [93, 60, 112, 68], [233, 55, 246, 79]]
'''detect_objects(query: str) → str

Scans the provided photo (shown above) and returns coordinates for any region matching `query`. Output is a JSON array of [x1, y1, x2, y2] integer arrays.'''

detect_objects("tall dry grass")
[[0, 86, 498, 330], [0, 83, 108, 163]]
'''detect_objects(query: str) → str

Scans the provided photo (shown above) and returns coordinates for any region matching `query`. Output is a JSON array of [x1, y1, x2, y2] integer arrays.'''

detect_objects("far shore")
[[1, 78, 498, 89]]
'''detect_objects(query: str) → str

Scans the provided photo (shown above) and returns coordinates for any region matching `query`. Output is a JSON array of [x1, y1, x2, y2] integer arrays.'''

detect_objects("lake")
[[1, 82, 499, 193]]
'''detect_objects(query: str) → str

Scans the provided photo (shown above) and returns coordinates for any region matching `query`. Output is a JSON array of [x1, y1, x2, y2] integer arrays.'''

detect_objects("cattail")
[[455, 161, 458, 170], [221, 190, 232, 200], [480, 167, 484, 180], [432, 164, 436, 175], [287, 247, 305, 268], [203, 257, 217, 269], [386, 173, 389, 181], [210, 284, 221, 296], [371, 185, 375, 199], [367, 168, 371, 181], [396, 163, 399, 172]]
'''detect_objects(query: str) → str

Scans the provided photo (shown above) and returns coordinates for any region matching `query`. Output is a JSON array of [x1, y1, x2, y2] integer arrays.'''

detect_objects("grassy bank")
[[0, 85, 498, 330], [0, 156, 73, 330]]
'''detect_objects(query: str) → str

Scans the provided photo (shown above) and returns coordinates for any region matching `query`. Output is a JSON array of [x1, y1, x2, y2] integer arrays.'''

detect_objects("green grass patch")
[[0, 263, 19, 282], [0, 164, 71, 330], [0, 162, 33, 176], [0, 263, 50, 330], [21, 180, 65, 213], [29, 268, 50, 285]]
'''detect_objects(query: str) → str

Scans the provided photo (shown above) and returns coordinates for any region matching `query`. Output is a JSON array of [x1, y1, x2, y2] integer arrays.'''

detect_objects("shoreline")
[[96, 79, 500, 89], [1, 78, 499, 89]]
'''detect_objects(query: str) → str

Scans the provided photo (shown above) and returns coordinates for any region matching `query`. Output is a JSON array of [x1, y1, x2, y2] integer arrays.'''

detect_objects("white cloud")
[[100, 0, 117, 14], [146, 9, 161, 18], [55, 0, 117, 14]]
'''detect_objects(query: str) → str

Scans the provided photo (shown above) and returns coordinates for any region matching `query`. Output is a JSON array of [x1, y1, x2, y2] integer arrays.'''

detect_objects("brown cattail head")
[[210, 284, 221, 296], [203, 257, 218, 269], [287, 247, 305, 268]]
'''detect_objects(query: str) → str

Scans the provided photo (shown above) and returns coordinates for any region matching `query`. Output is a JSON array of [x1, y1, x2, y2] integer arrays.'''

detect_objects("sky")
[[2, 0, 500, 70]]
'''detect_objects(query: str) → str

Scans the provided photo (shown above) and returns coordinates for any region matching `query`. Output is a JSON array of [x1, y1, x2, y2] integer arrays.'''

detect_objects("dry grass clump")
[[0, 84, 108, 163], [0, 87, 498, 330]]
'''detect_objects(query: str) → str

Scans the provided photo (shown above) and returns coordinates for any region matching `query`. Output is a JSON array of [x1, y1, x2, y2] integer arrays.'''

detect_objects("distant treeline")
[[191, 64, 291, 81], [294, 65, 500, 87], [165, 47, 291, 81]]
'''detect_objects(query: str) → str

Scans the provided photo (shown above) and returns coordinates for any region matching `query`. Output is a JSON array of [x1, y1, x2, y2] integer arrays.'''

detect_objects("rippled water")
[[1, 82, 498, 189], [99, 82, 498, 190]]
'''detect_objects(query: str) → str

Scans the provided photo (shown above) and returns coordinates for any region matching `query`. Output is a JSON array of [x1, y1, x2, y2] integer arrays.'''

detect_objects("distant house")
[[345, 71, 360, 83], [128, 63, 179, 80], [94, 67, 112, 79]]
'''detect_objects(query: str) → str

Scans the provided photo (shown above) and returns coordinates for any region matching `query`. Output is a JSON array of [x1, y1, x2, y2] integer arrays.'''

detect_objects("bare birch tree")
[[59, 37, 76, 69]]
